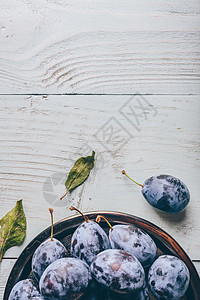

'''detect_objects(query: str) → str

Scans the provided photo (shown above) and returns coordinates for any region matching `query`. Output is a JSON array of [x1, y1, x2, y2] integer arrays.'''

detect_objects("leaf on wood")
[[0, 200, 26, 262], [65, 151, 95, 193]]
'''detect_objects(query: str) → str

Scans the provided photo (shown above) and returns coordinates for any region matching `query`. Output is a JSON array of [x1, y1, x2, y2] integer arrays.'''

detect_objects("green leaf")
[[0, 200, 26, 262], [65, 151, 95, 193]]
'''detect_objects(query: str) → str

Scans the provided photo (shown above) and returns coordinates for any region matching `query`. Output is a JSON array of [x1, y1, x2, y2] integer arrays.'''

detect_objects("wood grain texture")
[[0, 0, 200, 94], [0, 1, 200, 297], [194, 261, 200, 277], [0, 259, 16, 298]]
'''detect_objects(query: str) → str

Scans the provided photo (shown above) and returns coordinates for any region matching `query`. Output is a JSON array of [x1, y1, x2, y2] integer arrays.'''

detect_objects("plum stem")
[[122, 170, 144, 188], [69, 206, 89, 223], [49, 208, 54, 241], [96, 215, 113, 231], [60, 188, 69, 200]]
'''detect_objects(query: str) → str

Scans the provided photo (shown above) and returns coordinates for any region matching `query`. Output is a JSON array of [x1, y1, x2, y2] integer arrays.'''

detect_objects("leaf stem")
[[69, 206, 89, 223], [122, 170, 144, 188], [96, 215, 113, 231], [60, 189, 69, 200], [49, 208, 54, 241]]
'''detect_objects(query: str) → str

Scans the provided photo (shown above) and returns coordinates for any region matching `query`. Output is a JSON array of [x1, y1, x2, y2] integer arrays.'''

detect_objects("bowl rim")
[[4, 210, 200, 299]]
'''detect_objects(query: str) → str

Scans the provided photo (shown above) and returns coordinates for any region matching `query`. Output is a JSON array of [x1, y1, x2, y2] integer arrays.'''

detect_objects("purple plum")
[[39, 257, 91, 299], [70, 206, 110, 265], [108, 223, 157, 267], [90, 249, 145, 294], [8, 279, 40, 300], [148, 255, 190, 299], [122, 171, 190, 213], [32, 237, 67, 281]]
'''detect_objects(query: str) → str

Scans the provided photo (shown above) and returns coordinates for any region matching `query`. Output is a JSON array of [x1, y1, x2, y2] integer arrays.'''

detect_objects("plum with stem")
[[32, 208, 67, 281], [70, 206, 110, 265], [122, 171, 190, 213], [96, 215, 157, 268]]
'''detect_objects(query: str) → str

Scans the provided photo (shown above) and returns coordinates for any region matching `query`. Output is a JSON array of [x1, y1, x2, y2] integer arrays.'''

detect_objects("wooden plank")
[[0, 95, 199, 262], [0, 0, 199, 94], [0, 259, 16, 299]]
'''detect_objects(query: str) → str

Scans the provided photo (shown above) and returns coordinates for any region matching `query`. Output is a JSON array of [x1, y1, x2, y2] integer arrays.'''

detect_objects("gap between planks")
[[0, 93, 200, 96]]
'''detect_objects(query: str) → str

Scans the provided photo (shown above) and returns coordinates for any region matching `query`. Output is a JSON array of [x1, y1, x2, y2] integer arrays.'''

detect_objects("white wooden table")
[[0, 1, 200, 298]]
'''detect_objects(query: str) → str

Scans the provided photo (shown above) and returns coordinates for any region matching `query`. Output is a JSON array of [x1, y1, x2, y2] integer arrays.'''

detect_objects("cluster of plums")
[[9, 207, 190, 300]]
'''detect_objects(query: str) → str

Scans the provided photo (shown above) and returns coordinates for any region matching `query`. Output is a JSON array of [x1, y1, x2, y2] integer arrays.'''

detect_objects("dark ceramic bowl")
[[4, 211, 200, 299]]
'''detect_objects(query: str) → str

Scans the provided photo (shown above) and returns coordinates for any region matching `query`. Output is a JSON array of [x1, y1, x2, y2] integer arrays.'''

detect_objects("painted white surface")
[[0, 0, 200, 94], [0, 1, 200, 299], [0, 260, 16, 297]]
